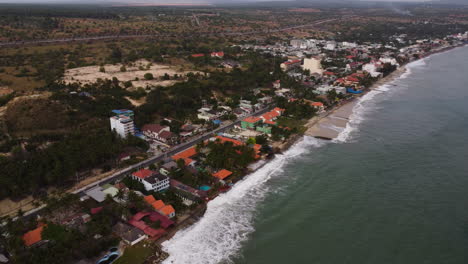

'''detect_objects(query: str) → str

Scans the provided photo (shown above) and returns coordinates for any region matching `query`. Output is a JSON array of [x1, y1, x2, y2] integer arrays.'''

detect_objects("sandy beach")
[[305, 66, 408, 140]]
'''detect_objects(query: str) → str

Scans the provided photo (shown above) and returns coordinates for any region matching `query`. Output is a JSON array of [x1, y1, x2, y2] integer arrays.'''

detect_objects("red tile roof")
[[243, 116, 261, 123], [284, 59, 301, 65], [213, 169, 233, 180], [191, 53, 205, 58], [211, 51, 224, 57], [312, 102, 324, 107], [215, 136, 243, 146], [142, 124, 167, 134], [159, 205, 175, 216], [23, 225, 45, 246], [152, 200, 165, 210], [172, 147, 197, 166], [144, 195, 156, 204], [132, 169, 154, 179], [91, 207, 103, 215]]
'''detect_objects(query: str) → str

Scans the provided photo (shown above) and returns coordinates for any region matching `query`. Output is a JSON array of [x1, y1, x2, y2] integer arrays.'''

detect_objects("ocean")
[[162, 45, 468, 264]]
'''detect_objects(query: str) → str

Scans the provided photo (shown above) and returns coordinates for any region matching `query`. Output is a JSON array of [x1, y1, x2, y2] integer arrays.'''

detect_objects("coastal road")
[[0, 16, 355, 47], [19, 106, 273, 220]]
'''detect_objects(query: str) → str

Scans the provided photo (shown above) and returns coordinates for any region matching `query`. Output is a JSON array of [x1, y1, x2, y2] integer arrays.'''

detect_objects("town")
[[0, 3, 468, 264]]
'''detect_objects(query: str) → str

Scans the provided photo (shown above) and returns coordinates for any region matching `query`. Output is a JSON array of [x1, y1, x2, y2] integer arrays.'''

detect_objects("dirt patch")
[[63, 59, 198, 88], [125, 96, 147, 107], [0, 196, 36, 217]]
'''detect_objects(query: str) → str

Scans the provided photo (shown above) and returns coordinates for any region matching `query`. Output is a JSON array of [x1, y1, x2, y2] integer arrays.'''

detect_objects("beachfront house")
[[131, 169, 170, 192]]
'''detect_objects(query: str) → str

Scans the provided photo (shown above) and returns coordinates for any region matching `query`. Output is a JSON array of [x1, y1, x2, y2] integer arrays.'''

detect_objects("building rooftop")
[[23, 225, 45, 247], [132, 169, 154, 179], [213, 169, 233, 180]]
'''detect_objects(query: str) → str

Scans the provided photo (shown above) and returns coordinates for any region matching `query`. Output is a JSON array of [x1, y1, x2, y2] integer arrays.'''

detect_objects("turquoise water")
[[200, 185, 211, 191], [162, 46, 468, 264]]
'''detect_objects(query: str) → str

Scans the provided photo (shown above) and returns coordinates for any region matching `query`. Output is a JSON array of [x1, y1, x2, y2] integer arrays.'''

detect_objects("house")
[[171, 146, 197, 167], [241, 116, 262, 130], [213, 169, 233, 180], [144, 196, 176, 218], [211, 51, 224, 58], [102, 184, 119, 198], [272, 80, 281, 89], [158, 130, 176, 144], [191, 53, 205, 58], [112, 222, 147, 246], [280, 59, 301, 71], [170, 179, 207, 202], [311, 102, 325, 112], [23, 224, 46, 247], [131, 169, 170, 192], [259, 107, 284, 126], [160, 161, 178, 175], [142, 124, 171, 142], [85, 186, 106, 203], [110, 115, 134, 138]]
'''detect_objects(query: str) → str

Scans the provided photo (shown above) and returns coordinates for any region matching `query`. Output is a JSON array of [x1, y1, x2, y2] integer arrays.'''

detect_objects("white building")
[[110, 115, 134, 138], [363, 63, 383, 78], [325, 41, 337, 51], [314, 85, 346, 95], [131, 169, 170, 192], [302, 57, 323, 75], [379, 57, 399, 66]]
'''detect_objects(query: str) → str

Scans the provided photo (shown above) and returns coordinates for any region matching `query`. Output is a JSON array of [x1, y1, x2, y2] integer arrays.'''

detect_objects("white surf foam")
[[162, 137, 326, 264], [334, 59, 428, 143]]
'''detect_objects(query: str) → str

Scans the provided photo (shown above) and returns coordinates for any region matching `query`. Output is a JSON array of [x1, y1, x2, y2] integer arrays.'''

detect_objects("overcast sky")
[[0, 0, 462, 4]]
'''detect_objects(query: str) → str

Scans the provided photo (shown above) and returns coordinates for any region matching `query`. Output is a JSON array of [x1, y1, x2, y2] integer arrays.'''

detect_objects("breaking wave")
[[334, 59, 427, 143], [162, 137, 326, 264]]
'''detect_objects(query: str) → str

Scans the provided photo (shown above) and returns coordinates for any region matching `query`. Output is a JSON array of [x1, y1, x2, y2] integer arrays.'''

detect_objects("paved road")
[[18, 106, 273, 219], [0, 16, 354, 47]]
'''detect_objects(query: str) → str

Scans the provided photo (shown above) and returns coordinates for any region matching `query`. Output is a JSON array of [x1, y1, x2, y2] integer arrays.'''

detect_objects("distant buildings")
[[280, 59, 301, 71], [131, 169, 170, 192], [314, 85, 346, 95]]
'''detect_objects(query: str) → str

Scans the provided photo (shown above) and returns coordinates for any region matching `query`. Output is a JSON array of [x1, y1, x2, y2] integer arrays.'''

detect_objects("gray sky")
[[0, 0, 462, 4]]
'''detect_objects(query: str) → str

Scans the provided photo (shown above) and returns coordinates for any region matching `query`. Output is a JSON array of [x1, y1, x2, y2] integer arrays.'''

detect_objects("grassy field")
[[114, 243, 154, 264]]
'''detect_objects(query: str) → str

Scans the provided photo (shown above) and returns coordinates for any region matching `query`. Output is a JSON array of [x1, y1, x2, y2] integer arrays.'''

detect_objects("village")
[[2, 29, 467, 264]]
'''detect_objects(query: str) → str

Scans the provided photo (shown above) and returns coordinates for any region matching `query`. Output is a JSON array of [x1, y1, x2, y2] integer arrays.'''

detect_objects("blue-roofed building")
[[212, 120, 222, 125], [111, 109, 134, 119]]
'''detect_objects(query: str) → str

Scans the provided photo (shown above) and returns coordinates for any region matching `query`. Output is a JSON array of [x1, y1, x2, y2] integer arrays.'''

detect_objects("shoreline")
[[155, 43, 467, 263]]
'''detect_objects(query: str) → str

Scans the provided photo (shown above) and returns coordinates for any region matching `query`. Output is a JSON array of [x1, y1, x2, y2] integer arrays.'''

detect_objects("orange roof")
[[215, 136, 243, 146], [152, 200, 166, 210], [159, 205, 175, 216], [311, 102, 324, 107], [273, 107, 285, 113], [144, 195, 157, 204], [172, 147, 197, 161], [213, 169, 233, 180], [133, 169, 154, 179], [23, 225, 45, 246], [243, 116, 262, 123]]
